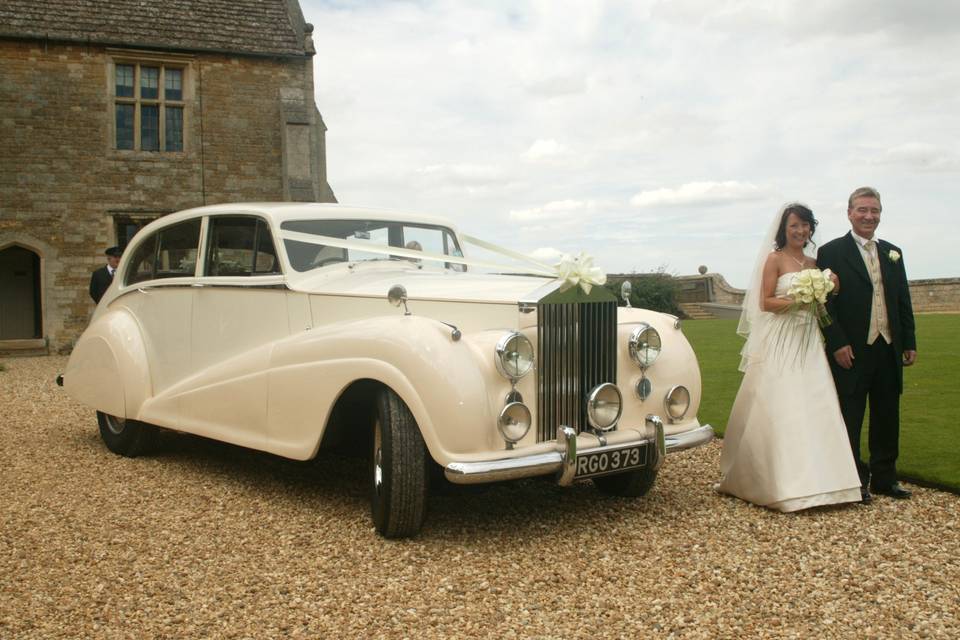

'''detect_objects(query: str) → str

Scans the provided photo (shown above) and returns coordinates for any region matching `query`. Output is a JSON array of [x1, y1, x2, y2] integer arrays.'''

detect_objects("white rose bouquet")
[[786, 268, 834, 327]]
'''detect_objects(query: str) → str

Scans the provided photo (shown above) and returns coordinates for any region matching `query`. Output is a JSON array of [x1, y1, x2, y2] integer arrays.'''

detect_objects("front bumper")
[[444, 416, 713, 485]]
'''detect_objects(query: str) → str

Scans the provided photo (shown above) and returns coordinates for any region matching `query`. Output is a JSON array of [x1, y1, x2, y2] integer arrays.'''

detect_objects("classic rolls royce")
[[61, 203, 713, 537]]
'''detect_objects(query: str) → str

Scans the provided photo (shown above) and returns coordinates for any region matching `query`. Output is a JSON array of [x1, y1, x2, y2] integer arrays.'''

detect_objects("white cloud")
[[868, 143, 959, 172], [522, 138, 567, 162], [630, 182, 767, 208], [529, 247, 563, 262], [509, 199, 594, 222], [415, 163, 506, 187], [523, 73, 587, 98]]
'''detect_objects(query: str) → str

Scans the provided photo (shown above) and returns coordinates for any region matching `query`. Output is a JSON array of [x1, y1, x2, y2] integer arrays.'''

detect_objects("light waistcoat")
[[852, 232, 892, 345]]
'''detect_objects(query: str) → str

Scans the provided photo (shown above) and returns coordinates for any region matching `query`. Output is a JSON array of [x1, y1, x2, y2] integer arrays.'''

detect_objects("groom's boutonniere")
[[888, 249, 901, 263]]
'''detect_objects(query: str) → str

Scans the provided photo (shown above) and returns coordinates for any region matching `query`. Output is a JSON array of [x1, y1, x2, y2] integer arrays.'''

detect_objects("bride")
[[718, 203, 862, 511]]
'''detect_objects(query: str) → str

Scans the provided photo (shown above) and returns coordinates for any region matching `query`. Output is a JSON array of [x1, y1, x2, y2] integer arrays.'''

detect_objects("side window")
[[125, 233, 158, 285], [205, 217, 280, 276], [254, 220, 279, 274], [155, 219, 201, 279], [123, 219, 200, 285]]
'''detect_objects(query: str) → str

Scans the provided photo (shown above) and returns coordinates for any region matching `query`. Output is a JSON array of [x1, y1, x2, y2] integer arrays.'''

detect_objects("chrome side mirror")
[[387, 284, 411, 315], [620, 280, 633, 307]]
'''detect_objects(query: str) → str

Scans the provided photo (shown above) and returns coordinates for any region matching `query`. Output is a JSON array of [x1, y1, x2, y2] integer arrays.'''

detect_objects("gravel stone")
[[2, 356, 958, 638]]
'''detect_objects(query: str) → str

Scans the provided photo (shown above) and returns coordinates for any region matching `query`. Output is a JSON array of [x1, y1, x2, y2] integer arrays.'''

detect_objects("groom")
[[817, 187, 917, 503]]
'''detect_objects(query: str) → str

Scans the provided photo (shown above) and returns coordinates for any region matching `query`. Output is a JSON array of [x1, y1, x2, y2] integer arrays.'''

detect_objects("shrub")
[[605, 268, 681, 315]]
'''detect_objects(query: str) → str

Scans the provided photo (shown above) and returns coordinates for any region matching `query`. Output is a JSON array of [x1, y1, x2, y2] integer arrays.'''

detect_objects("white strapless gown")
[[718, 272, 861, 512]]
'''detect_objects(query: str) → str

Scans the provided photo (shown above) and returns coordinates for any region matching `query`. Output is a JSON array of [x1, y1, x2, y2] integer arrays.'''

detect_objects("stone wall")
[[674, 273, 960, 313], [675, 273, 746, 306], [0, 38, 333, 352], [907, 278, 960, 313]]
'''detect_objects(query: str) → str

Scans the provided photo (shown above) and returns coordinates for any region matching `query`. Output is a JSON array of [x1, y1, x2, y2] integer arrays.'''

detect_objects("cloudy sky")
[[301, 0, 960, 288]]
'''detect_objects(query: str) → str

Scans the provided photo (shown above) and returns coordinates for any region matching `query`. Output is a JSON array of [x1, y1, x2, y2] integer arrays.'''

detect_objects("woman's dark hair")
[[774, 203, 817, 250]]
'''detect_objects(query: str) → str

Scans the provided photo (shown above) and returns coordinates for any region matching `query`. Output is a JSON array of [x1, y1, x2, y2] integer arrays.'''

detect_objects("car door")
[[180, 215, 288, 450], [115, 217, 200, 426]]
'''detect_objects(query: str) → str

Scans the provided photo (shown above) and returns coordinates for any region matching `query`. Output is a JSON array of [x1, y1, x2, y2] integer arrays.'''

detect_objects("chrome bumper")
[[444, 417, 714, 486]]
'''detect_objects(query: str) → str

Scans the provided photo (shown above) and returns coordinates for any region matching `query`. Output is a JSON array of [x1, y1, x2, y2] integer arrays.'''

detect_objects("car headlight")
[[664, 385, 690, 422], [628, 323, 661, 369], [498, 402, 532, 443], [586, 383, 622, 431], [495, 332, 534, 380]]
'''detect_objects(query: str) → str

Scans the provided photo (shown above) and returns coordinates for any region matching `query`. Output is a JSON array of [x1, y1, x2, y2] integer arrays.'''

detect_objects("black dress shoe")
[[872, 482, 912, 499], [860, 487, 873, 504]]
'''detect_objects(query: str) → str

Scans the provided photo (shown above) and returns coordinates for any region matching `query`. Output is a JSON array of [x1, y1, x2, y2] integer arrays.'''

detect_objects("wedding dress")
[[718, 271, 862, 511]]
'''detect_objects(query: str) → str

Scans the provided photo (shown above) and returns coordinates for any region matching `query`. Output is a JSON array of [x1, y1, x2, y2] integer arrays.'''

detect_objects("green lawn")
[[683, 313, 960, 491]]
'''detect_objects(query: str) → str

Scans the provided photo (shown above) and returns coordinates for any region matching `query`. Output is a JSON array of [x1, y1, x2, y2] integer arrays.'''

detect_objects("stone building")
[[0, 0, 336, 354]]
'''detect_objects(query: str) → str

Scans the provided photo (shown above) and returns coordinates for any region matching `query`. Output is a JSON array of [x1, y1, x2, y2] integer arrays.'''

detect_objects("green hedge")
[[605, 269, 681, 315]]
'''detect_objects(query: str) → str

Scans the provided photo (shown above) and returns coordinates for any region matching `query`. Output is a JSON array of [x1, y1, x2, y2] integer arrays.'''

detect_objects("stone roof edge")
[[0, 31, 312, 60]]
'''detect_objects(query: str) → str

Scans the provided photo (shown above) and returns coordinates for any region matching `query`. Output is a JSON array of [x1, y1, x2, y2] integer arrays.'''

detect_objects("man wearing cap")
[[89, 246, 122, 304]]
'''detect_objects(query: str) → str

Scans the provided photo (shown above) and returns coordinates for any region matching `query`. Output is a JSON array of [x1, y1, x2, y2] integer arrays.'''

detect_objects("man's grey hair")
[[848, 186, 882, 211]]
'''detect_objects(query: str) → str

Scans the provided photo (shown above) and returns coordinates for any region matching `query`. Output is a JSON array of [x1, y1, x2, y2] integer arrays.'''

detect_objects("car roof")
[[160, 202, 460, 231]]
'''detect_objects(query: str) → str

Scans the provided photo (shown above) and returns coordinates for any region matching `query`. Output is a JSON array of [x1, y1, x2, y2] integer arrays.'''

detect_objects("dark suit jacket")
[[817, 232, 916, 394], [89, 265, 114, 304]]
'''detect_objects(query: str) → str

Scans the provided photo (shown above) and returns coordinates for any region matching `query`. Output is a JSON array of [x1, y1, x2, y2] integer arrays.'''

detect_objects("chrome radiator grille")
[[537, 299, 618, 441]]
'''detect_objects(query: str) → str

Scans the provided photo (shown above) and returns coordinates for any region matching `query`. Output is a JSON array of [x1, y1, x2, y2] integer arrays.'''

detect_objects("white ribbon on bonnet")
[[460, 235, 607, 294]]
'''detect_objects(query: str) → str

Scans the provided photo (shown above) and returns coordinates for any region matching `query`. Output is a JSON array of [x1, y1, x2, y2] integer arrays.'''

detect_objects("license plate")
[[575, 444, 647, 479]]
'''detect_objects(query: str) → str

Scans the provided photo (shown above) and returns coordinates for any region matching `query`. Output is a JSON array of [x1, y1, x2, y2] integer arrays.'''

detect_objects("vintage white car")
[[61, 203, 712, 537]]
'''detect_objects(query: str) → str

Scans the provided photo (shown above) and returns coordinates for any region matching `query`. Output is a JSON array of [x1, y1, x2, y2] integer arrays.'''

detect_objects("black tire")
[[593, 466, 658, 497], [371, 388, 428, 538], [96, 411, 158, 457]]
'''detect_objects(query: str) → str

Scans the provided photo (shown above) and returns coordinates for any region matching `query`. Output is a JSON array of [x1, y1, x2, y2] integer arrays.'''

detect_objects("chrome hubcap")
[[373, 419, 383, 496], [105, 414, 126, 435]]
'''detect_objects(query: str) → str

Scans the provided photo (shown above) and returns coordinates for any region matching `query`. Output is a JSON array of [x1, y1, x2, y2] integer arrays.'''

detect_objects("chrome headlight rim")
[[498, 402, 532, 443], [628, 323, 662, 369], [586, 382, 623, 432], [495, 332, 534, 380], [664, 384, 691, 422]]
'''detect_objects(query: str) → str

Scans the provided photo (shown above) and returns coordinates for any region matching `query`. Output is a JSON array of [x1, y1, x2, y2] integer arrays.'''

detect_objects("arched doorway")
[[0, 245, 42, 340]]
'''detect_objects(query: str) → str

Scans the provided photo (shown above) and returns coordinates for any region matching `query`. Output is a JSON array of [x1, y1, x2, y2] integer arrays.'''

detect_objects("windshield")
[[280, 219, 465, 272]]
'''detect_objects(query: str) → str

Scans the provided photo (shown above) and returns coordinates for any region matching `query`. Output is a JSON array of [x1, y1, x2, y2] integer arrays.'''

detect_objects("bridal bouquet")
[[787, 268, 834, 328]]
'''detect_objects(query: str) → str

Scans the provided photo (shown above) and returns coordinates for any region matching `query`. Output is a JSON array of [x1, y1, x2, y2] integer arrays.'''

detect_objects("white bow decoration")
[[554, 252, 607, 294]]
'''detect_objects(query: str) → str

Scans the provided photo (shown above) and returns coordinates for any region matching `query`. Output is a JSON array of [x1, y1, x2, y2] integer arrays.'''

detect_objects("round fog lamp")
[[498, 402, 532, 443], [664, 385, 690, 422], [495, 332, 534, 380], [629, 323, 661, 369], [586, 383, 623, 431], [636, 377, 652, 401]]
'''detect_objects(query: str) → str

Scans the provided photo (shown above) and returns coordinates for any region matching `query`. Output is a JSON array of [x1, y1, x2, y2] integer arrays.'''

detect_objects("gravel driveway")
[[2, 356, 958, 639]]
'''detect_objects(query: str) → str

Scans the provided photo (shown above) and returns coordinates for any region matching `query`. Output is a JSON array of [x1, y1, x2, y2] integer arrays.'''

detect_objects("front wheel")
[[96, 411, 158, 457], [370, 388, 428, 538], [593, 466, 658, 497]]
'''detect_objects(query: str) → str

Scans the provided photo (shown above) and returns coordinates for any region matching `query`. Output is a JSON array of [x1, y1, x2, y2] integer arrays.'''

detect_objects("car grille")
[[537, 299, 618, 441]]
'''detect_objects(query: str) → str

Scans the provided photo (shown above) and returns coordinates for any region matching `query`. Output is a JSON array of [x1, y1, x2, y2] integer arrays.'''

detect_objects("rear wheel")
[[370, 388, 428, 538], [593, 466, 658, 497], [96, 411, 158, 457]]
